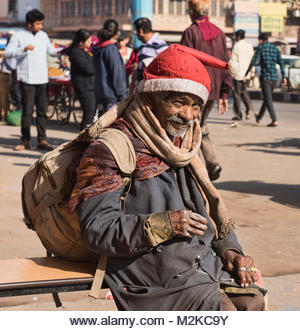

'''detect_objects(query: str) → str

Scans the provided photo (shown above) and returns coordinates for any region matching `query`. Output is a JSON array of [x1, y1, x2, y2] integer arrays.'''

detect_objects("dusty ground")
[[0, 100, 299, 311]]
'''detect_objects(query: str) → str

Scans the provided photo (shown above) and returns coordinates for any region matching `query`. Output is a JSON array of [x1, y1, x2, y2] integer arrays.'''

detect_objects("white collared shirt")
[[4, 28, 57, 84], [230, 39, 254, 81]]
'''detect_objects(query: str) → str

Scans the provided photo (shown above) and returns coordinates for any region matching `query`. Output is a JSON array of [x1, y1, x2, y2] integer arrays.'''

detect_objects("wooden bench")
[[0, 257, 96, 308]]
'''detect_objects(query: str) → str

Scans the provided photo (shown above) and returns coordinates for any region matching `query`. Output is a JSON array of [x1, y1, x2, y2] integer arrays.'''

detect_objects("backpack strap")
[[89, 128, 136, 299], [95, 128, 136, 174]]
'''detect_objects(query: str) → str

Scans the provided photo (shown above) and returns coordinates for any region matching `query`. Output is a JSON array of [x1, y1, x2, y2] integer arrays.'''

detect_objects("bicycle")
[[47, 78, 82, 125]]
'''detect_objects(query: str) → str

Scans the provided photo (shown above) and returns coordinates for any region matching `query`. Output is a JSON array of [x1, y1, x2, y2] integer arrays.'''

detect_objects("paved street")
[[0, 99, 299, 310]]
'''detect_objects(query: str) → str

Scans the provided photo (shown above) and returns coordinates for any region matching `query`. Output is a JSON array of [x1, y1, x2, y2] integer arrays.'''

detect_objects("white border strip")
[[138, 78, 209, 104]]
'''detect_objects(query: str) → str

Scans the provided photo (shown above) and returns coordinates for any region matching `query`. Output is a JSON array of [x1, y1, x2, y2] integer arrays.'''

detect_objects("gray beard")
[[166, 116, 193, 137]]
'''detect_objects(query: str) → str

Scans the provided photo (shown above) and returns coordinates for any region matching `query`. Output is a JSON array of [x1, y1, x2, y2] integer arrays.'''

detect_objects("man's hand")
[[218, 98, 228, 115], [24, 44, 35, 52], [221, 250, 258, 287], [169, 209, 207, 238], [281, 78, 287, 87]]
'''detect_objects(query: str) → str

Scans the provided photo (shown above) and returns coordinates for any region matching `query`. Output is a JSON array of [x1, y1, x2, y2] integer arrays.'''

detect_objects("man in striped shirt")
[[245, 33, 287, 127], [134, 17, 168, 83]]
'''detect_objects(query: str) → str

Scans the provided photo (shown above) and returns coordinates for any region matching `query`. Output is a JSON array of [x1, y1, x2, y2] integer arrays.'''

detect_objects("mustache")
[[167, 116, 193, 126]]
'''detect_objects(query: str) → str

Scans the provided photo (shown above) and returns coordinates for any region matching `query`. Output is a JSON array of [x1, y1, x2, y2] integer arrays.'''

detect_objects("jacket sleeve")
[[79, 186, 175, 257], [212, 231, 244, 257], [70, 48, 95, 76], [245, 46, 261, 77], [105, 46, 127, 101], [180, 27, 195, 48], [219, 33, 232, 99], [46, 34, 57, 57], [4, 33, 25, 58], [74, 141, 174, 257]]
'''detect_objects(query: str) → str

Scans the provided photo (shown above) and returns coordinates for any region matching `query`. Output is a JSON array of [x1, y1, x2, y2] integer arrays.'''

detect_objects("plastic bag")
[[6, 109, 22, 126]]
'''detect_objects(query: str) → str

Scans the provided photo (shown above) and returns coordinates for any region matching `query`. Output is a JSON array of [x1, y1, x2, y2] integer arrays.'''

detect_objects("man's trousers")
[[20, 82, 48, 142], [199, 100, 218, 171], [257, 78, 277, 122], [233, 79, 253, 119]]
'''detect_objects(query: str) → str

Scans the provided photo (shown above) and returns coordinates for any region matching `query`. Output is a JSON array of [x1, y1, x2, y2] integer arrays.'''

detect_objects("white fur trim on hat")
[[138, 78, 209, 104]]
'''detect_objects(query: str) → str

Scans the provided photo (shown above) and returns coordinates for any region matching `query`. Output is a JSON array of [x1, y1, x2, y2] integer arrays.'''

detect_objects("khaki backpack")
[[21, 124, 136, 297]]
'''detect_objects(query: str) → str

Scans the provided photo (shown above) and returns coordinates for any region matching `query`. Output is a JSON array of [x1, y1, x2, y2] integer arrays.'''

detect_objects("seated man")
[[65, 44, 266, 311]]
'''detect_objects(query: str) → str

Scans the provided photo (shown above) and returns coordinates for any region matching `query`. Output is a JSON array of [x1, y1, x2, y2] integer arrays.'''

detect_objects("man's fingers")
[[188, 219, 207, 231], [237, 269, 247, 287], [244, 268, 253, 286], [188, 211, 207, 224]]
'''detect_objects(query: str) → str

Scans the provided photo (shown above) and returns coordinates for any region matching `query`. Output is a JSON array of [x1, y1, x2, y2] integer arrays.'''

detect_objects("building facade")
[[40, 0, 232, 41]]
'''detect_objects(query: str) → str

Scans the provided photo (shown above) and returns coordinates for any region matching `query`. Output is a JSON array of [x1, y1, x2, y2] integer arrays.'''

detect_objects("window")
[[65, 2, 70, 17], [78, 0, 82, 16], [101, 0, 106, 15], [176, 0, 182, 15], [83, 0, 88, 16], [158, 0, 163, 14], [121, 0, 126, 14], [115, 0, 120, 14], [88, 0, 93, 16], [70, 1, 75, 16], [96, 0, 100, 15], [219, 0, 225, 17], [169, 0, 174, 15], [107, 0, 112, 15], [211, 0, 217, 16], [61, 1, 65, 17]]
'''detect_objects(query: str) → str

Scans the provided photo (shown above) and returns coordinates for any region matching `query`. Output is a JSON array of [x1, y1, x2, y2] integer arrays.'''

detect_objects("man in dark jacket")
[[65, 44, 265, 311], [93, 19, 127, 117], [181, 0, 232, 181]]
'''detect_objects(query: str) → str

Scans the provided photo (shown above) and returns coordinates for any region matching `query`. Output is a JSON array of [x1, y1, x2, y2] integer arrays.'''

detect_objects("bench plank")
[[0, 257, 95, 286]]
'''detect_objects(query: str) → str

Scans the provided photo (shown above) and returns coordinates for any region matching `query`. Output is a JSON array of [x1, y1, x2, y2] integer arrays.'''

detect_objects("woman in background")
[[93, 19, 127, 117], [69, 29, 96, 130]]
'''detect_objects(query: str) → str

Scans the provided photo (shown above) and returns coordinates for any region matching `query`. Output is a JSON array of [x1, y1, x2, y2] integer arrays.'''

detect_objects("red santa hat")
[[138, 43, 228, 104]]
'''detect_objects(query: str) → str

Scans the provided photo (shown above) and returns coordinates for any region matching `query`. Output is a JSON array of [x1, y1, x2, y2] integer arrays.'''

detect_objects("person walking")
[[230, 30, 254, 121], [181, 0, 232, 181], [245, 33, 287, 127], [68, 29, 96, 131], [4, 9, 58, 151], [133, 17, 168, 83], [93, 19, 127, 117]]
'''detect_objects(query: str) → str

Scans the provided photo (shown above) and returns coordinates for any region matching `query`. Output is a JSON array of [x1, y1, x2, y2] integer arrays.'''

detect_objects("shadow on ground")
[[0, 135, 70, 151], [237, 138, 300, 149], [215, 180, 300, 209], [247, 149, 300, 156]]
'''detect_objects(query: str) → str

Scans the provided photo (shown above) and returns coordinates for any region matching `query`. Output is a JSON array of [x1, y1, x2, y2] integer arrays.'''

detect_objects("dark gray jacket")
[[78, 163, 246, 310]]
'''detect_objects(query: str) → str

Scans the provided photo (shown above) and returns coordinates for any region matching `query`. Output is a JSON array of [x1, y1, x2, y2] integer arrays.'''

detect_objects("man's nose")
[[179, 105, 195, 121]]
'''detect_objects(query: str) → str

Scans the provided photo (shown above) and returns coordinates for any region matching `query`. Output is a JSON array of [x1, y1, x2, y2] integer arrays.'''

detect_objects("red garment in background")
[[125, 48, 139, 76], [181, 18, 232, 101], [195, 16, 221, 41]]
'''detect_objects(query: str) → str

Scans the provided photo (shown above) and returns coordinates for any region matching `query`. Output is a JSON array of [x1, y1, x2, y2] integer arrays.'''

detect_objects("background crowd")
[[0, 4, 288, 180]]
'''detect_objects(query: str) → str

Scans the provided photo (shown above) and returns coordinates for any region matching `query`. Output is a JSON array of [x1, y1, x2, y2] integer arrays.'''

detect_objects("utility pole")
[[131, 0, 153, 47]]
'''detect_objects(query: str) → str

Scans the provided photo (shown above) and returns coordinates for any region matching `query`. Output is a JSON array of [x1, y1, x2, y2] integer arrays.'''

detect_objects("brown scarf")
[[80, 93, 235, 239]]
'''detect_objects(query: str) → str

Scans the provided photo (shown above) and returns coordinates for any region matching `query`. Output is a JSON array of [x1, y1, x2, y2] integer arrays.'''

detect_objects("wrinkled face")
[[151, 92, 202, 137]]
